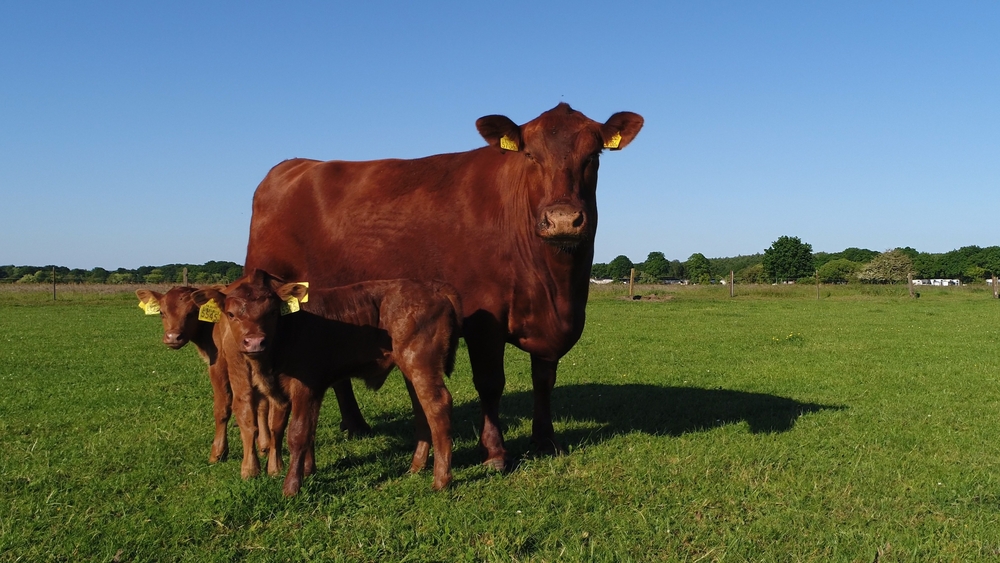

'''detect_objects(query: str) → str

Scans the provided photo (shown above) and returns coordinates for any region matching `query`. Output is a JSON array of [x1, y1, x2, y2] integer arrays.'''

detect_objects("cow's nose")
[[539, 205, 587, 239]]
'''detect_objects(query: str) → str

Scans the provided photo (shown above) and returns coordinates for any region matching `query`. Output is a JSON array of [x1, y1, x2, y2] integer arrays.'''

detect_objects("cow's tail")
[[436, 282, 463, 377]]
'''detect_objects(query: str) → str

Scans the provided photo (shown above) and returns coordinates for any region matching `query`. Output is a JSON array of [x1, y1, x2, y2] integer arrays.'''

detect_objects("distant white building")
[[912, 279, 961, 286]]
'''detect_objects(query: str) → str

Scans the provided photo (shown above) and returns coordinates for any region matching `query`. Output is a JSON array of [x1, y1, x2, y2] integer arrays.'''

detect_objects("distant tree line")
[[592, 238, 1000, 285], [0, 261, 244, 285]]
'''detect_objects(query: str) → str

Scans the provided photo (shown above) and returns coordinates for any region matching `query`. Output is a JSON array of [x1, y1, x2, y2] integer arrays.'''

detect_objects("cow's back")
[[245, 153, 520, 325]]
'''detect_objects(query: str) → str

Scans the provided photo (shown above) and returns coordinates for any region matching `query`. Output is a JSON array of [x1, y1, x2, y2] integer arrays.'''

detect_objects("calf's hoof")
[[209, 447, 229, 464], [482, 456, 507, 472], [431, 474, 452, 491]]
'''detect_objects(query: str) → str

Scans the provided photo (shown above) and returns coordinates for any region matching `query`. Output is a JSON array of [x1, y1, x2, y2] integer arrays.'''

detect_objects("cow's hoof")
[[341, 420, 374, 439]]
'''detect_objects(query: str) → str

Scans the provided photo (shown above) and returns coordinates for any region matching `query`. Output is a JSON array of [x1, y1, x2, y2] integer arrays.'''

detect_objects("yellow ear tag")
[[142, 300, 160, 315], [499, 135, 519, 152], [198, 299, 222, 323], [297, 282, 309, 303], [604, 132, 622, 149], [279, 296, 300, 316]]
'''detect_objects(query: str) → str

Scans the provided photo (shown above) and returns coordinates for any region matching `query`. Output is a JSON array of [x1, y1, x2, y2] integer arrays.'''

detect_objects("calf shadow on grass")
[[301, 383, 841, 495]]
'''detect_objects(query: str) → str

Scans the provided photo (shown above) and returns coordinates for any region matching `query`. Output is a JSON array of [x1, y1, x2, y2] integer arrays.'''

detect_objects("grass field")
[[2, 283, 1000, 561]]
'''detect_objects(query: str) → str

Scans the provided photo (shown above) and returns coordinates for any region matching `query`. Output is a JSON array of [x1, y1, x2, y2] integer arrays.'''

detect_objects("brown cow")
[[244, 103, 643, 468], [191, 270, 460, 495]]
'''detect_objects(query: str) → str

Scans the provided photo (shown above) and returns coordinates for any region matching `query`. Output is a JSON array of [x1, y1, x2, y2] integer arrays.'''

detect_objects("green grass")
[[2, 284, 1000, 561]]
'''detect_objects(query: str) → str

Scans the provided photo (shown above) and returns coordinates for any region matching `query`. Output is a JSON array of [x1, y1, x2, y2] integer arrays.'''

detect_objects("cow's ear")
[[276, 282, 309, 303], [601, 112, 644, 150], [476, 115, 522, 152]]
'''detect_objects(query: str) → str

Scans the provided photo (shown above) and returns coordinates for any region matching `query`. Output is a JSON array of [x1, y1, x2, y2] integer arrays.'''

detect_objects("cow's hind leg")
[[331, 379, 372, 438]]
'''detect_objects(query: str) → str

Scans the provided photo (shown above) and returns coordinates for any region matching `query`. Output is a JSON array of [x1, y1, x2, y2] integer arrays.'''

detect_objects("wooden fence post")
[[628, 268, 635, 298], [183, 267, 188, 286], [815, 270, 820, 300], [52, 266, 56, 300], [908, 273, 914, 298], [993, 274, 998, 299], [730, 270, 734, 298]]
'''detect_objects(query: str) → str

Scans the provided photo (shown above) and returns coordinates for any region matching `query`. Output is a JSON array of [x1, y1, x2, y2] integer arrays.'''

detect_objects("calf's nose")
[[242, 335, 267, 354], [163, 332, 186, 347]]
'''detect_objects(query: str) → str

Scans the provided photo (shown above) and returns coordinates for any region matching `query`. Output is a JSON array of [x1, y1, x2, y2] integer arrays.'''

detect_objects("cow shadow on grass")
[[300, 383, 842, 495]]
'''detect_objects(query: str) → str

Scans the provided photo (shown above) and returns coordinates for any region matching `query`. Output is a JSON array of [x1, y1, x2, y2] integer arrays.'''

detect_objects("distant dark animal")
[[191, 270, 461, 495], [243, 103, 643, 468]]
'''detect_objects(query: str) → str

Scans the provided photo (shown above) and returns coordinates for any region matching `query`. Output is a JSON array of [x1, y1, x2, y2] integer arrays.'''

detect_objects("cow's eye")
[[226, 311, 235, 319]]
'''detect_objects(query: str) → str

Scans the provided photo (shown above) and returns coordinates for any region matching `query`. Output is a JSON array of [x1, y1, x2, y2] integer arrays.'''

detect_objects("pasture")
[[2, 283, 999, 561]]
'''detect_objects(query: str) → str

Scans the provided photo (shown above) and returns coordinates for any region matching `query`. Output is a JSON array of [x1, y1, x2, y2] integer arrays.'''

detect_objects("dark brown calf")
[[191, 270, 460, 495]]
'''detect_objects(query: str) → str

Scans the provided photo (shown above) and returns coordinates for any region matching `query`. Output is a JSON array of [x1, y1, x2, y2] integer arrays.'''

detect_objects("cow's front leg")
[[530, 354, 562, 455], [467, 330, 507, 471]]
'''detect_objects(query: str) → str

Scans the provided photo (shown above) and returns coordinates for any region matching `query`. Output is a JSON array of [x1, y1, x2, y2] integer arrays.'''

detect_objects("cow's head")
[[190, 270, 307, 360], [477, 103, 643, 250], [137, 287, 203, 349]]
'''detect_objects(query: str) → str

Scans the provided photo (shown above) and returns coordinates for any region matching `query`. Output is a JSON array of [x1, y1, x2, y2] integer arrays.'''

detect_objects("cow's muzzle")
[[538, 205, 588, 247]]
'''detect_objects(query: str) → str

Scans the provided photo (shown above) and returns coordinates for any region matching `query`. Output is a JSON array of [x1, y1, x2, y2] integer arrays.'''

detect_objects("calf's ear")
[[276, 282, 309, 303], [476, 114, 522, 152], [136, 289, 163, 304], [190, 288, 226, 308], [602, 111, 644, 150]]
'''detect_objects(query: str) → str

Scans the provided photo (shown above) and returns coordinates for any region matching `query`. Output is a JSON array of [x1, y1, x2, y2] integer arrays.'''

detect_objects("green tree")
[[144, 269, 166, 284], [762, 236, 814, 283], [817, 259, 860, 283], [685, 253, 711, 284], [607, 255, 635, 281], [639, 252, 670, 280], [736, 263, 767, 284], [857, 249, 913, 284]]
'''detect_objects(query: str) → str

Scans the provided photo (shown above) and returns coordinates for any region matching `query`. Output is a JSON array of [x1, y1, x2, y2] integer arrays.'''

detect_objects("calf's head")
[[476, 103, 643, 249], [136, 287, 203, 349], [190, 270, 308, 359]]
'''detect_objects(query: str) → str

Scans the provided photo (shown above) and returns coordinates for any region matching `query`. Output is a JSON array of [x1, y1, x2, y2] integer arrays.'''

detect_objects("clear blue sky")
[[2, 2, 998, 269]]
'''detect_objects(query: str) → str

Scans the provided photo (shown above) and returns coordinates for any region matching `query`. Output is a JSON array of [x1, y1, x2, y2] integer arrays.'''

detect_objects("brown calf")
[[136, 287, 239, 463], [191, 270, 460, 495]]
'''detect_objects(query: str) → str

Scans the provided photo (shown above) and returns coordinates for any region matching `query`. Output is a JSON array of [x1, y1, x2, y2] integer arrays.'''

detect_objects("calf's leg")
[[283, 381, 323, 496], [405, 368, 453, 490], [207, 359, 232, 463], [228, 363, 261, 479]]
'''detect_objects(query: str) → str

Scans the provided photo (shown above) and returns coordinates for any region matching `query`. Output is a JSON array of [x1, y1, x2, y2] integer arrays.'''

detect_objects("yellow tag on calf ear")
[[143, 301, 160, 315], [604, 132, 622, 149], [499, 135, 519, 151], [297, 282, 309, 303], [198, 299, 222, 323], [279, 296, 300, 316]]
